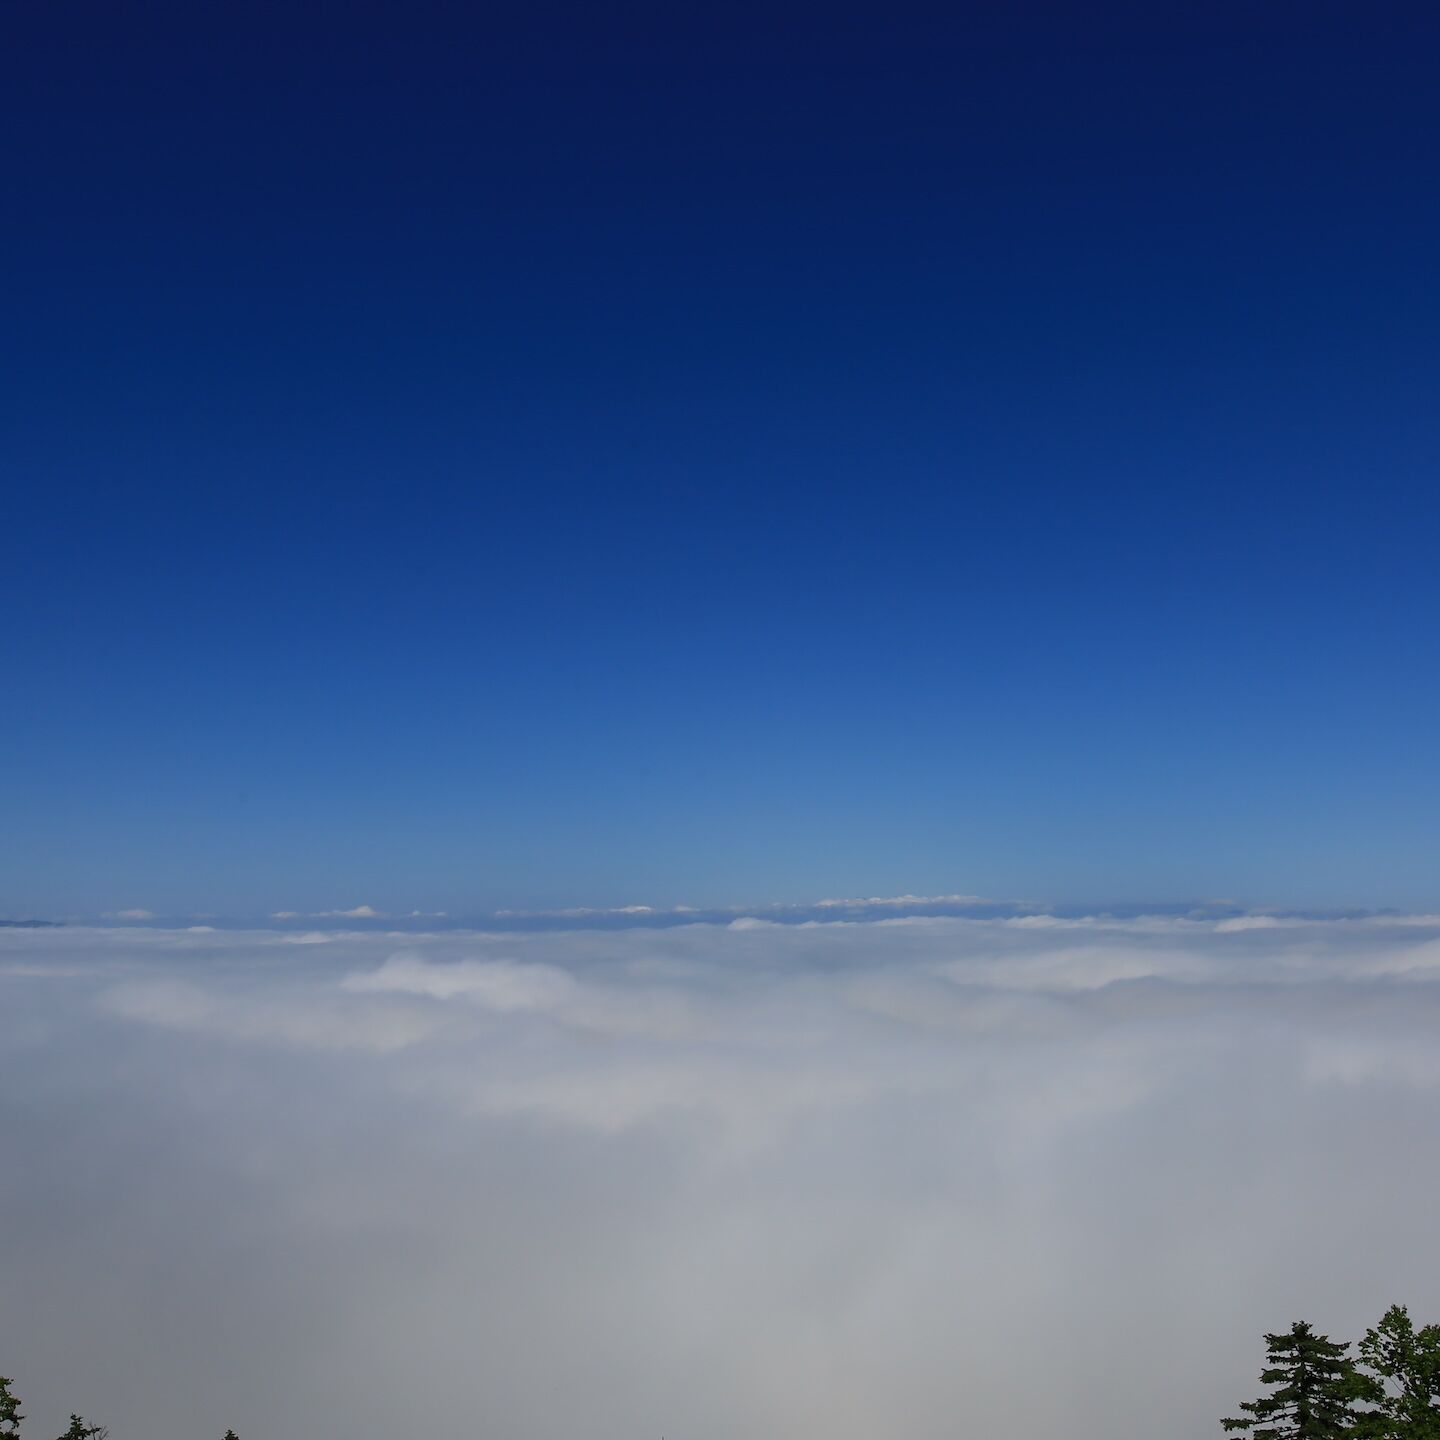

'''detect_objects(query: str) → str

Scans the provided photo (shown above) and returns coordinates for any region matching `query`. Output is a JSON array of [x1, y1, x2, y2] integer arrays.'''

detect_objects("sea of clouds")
[[3, 910, 1439, 1440]]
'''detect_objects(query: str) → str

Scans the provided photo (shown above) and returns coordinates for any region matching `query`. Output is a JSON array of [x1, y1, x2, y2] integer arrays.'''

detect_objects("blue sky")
[[5, 2, 1439, 917]]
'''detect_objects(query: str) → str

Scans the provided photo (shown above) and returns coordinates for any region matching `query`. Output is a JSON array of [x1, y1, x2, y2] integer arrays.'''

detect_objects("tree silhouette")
[[1224, 1321, 1369, 1440], [54, 1417, 106, 1440], [1358, 1306, 1440, 1440], [0, 1376, 21, 1439]]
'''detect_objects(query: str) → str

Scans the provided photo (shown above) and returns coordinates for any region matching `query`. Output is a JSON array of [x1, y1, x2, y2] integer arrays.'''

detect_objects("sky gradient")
[[5, 2, 1440, 917]]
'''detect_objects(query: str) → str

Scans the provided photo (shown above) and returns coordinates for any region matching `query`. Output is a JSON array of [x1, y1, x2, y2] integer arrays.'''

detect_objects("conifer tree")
[[1224, 1321, 1369, 1440], [53, 1416, 105, 1440], [223, 1430, 240, 1440], [1358, 1306, 1440, 1440], [0, 1375, 21, 1439]]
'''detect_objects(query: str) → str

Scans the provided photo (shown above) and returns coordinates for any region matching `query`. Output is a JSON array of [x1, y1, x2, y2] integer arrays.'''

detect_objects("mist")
[[4, 912, 1439, 1439]]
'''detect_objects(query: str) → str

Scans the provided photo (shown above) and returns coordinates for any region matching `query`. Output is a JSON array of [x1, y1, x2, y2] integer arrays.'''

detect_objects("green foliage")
[[1224, 1321, 1370, 1440], [223, 1431, 240, 1440], [1358, 1306, 1440, 1440], [0, 1376, 22, 1439]]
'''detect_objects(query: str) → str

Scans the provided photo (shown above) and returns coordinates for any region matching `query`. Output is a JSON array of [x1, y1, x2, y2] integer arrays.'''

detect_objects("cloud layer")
[[3, 912, 1439, 1440]]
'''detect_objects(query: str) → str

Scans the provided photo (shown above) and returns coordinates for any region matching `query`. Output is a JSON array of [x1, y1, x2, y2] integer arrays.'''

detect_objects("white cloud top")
[[3, 911, 1439, 1440]]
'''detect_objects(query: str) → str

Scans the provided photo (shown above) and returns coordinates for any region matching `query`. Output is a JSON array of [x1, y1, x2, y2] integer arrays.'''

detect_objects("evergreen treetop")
[[1223, 1321, 1369, 1440], [53, 1417, 106, 1440]]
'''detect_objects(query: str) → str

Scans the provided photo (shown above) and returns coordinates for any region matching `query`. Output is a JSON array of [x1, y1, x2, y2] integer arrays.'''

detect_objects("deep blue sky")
[[5, 1, 1439, 918]]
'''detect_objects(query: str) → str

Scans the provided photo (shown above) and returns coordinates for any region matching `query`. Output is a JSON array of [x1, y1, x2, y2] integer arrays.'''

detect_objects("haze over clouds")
[[3, 912, 1439, 1440]]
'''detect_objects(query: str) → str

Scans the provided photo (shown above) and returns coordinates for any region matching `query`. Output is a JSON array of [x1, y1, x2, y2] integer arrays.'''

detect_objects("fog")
[[3, 912, 1439, 1439]]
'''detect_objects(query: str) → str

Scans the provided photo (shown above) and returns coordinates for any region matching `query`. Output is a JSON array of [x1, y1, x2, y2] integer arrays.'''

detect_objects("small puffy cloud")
[[344, 955, 577, 1011], [271, 904, 388, 920], [813, 892, 985, 908], [105, 907, 156, 921], [495, 903, 659, 918], [1215, 914, 1296, 931]]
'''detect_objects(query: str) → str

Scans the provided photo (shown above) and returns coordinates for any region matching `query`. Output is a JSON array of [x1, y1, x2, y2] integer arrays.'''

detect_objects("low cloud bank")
[[3, 912, 1439, 1440]]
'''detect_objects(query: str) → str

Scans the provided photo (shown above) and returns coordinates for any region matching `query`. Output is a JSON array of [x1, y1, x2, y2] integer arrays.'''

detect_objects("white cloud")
[[493, 895, 994, 923], [813, 892, 986, 907], [344, 954, 577, 1011], [99, 977, 443, 1053], [495, 902, 662, 918], [1215, 914, 1298, 931], [3, 911, 1440, 1440], [104, 907, 156, 920], [271, 904, 387, 920]]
